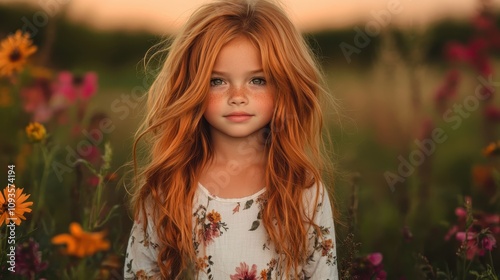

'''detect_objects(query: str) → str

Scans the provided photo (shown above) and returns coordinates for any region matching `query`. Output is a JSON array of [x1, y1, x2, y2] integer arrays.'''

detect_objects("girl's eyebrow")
[[210, 69, 264, 76]]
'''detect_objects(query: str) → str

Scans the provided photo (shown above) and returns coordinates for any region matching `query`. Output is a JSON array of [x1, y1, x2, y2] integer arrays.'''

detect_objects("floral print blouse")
[[124, 183, 338, 279]]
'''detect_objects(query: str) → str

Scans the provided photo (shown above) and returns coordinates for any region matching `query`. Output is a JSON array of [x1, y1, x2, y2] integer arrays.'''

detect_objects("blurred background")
[[1, 0, 500, 279]]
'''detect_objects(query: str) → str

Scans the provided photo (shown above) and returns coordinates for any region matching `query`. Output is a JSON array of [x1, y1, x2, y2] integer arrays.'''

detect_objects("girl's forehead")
[[212, 36, 263, 71]]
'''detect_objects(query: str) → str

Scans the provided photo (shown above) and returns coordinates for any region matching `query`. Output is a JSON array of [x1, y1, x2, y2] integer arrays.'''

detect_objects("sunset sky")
[[3, 0, 500, 34]]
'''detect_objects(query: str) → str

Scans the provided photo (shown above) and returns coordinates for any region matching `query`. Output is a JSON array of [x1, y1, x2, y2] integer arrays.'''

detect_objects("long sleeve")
[[302, 183, 339, 280], [124, 212, 162, 280]]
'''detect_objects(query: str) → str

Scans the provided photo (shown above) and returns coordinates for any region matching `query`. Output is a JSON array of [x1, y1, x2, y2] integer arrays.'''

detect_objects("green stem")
[[464, 259, 473, 279], [462, 231, 469, 280], [89, 174, 105, 231], [87, 143, 112, 231], [38, 144, 50, 209], [29, 143, 53, 232], [490, 251, 498, 279]]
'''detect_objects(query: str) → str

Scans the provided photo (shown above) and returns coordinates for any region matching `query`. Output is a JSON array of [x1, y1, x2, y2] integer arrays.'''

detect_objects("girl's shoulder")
[[303, 182, 329, 203], [302, 181, 333, 218]]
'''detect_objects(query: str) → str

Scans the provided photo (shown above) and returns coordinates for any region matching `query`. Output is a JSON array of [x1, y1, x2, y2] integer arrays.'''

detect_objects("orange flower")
[[25, 122, 46, 142], [207, 210, 221, 223], [51, 222, 110, 257], [483, 141, 500, 157], [260, 269, 268, 280], [0, 30, 37, 77], [321, 239, 334, 256], [0, 186, 33, 226]]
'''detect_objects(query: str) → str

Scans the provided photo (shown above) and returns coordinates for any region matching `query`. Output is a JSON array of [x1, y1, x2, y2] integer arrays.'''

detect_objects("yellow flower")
[[25, 122, 46, 142], [0, 185, 33, 226], [0, 30, 37, 77], [51, 222, 110, 258], [207, 209, 221, 223]]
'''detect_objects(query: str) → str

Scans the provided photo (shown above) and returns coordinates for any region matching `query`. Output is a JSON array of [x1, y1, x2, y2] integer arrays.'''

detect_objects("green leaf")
[[249, 220, 260, 231], [244, 199, 254, 210]]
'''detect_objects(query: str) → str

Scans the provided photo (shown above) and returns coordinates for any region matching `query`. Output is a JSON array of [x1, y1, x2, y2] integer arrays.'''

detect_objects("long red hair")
[[130, 0, 335, 278]]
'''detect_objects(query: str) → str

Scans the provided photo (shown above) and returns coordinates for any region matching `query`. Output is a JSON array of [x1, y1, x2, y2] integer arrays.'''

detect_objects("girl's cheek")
[[206, 95, 222, 107], [204, 94, 224, 116]]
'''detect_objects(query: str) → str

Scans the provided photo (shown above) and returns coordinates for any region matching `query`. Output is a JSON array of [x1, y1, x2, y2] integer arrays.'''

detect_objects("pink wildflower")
[[456, 230, 497, 259], [482, 234, 496, 251], [54, 71, 98, 103], [367, 252, 383, 266], [455, 207, 466, 218], [351, 252, 387, 280]]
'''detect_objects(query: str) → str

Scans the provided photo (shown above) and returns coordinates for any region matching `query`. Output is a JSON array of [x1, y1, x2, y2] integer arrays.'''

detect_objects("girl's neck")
[[199, 128, 269, 198], [210, 129, 268, 165]]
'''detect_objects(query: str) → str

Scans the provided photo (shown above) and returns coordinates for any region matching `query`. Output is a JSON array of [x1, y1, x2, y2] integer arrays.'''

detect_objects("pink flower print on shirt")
[[230, 262, 258, 280]]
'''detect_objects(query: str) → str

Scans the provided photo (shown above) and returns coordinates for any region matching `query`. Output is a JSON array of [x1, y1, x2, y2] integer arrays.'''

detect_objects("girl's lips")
[[225, 114, 253, 122]]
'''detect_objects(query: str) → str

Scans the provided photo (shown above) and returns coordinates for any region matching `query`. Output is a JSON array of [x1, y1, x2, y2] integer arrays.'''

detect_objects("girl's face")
[[204, 35, 275, 140]]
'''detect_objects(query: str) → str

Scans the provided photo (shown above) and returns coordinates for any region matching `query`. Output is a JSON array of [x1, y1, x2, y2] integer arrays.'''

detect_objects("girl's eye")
[[210, 78, 224, 86], [250, 77, 266, 85]]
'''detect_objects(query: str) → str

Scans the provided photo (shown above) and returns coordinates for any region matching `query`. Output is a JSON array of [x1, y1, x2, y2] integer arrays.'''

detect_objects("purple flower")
[[14, 238, 48, 277]]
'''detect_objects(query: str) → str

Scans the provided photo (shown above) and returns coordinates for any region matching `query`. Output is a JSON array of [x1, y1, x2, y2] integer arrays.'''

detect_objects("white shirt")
[[124, 183, 338, 279]]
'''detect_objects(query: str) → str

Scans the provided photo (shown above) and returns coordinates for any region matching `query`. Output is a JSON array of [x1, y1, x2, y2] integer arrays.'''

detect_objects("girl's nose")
[[228, 86, 248, 105]]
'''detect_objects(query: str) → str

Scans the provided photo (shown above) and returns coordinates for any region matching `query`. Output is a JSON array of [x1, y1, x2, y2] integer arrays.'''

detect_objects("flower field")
[[1, 1, 500, 280]]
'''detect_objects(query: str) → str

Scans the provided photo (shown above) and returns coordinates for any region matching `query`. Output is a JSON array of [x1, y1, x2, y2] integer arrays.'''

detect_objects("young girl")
[[125, 0, 338, 279]]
